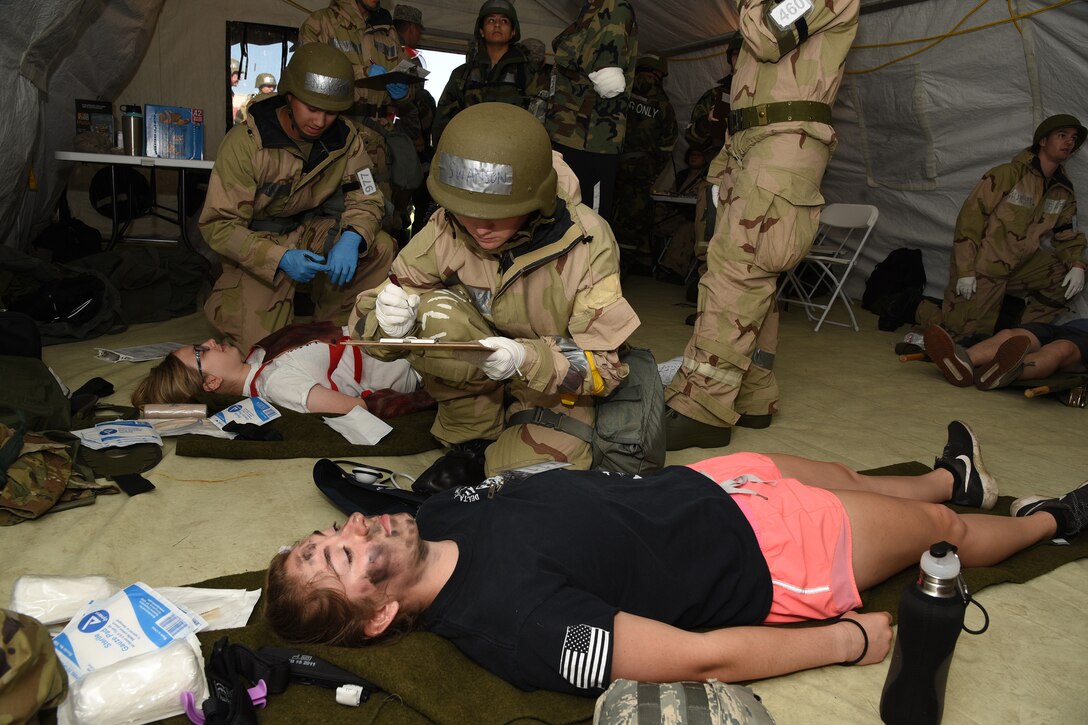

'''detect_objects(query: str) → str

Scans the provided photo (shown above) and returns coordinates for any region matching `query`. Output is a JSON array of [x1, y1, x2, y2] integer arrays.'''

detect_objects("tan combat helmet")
[[477, 0, 521, 43], [255, 72, 277, 91], [230, 57, 241, 74], [1033, 114, 1087, 153], [278, 43, 354, 112], [428, 103, 557, 219]]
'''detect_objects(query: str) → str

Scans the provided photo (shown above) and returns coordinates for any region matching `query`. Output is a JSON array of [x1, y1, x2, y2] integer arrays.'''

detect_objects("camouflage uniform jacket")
[[683, 75, 730, 156], [545, 0, 638, 154], [954, 149, 1086, 277], [299, 0, 421, 137], [352, 198, 640, 399], [621, 71, 678, 175], [199, 95, 384, 285], [432, 44, 545, 145], [708, 0, 858, 181]]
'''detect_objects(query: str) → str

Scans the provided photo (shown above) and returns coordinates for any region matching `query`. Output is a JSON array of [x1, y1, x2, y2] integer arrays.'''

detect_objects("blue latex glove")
[[368, 63, 408, 101], [278, 249, 326, 283], [326, 230, 363, 287]]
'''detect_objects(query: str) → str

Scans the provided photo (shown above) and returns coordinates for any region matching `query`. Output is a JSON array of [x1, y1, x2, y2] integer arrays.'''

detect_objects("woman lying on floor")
[[260, 420, 1086, 694], [132, 320, 432, 418]]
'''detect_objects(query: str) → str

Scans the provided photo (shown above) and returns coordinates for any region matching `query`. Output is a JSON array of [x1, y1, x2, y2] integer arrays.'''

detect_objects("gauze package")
[[56, 635, 208, 725], [52, 582, 207, 680], [10, 574, 120, 626]]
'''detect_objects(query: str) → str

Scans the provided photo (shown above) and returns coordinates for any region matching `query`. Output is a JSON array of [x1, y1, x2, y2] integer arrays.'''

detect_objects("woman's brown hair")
[[130, 353, 204, 408]]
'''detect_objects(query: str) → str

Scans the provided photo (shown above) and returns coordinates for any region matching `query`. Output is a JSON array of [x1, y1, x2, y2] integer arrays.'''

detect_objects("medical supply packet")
[[209, 396, 281, 429], [73, 420, 163, 450], [52, 582, 207, 680]]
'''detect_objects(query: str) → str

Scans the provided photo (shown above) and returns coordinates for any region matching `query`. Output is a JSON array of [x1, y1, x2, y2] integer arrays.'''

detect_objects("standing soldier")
[[432, 0, 544, 146], [611, 53, 678, 274], [200, 43, 395, 351], [300, 0, 423, 228], [393, 4, 437, 238], [915, 115, 1087, 342], [545, 0, 638, 221], [234, 73, 279, 125], [665, 1, 860, 449], [350, 103, 639, 489], [684, 35, 742, 160]]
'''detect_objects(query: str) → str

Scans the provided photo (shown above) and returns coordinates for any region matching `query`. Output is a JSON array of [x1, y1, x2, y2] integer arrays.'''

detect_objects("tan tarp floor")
[[4, 275, 1085, 723]]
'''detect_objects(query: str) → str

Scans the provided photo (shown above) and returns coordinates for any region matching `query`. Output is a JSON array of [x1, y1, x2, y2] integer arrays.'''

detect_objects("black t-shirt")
[[417, 465, 772, 695]]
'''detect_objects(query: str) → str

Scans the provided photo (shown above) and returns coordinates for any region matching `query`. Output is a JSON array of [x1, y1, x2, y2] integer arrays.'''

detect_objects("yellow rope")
[[847, 0, 1073, 74]]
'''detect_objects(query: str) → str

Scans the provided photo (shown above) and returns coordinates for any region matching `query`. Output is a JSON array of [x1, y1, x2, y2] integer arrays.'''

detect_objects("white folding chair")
[[777, 203, 879, 332]]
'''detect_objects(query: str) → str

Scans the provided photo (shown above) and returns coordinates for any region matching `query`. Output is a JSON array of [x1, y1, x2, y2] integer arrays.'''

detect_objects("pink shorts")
[[687, 453, 861, 623]]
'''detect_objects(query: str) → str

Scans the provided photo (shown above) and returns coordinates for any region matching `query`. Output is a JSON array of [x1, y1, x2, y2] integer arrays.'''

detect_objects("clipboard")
[[355, 71, 427, 89], [342, 338, 490, 351]]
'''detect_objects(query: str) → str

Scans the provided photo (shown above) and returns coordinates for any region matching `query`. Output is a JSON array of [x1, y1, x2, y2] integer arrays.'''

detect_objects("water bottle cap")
[[920, 541, 961, 580]]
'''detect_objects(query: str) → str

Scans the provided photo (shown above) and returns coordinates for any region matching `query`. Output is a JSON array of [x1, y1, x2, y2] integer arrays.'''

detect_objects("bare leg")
[[964, 328, 1041, 366], [768, 453, 953, 503], [835, 490, 1057, 591], [1019, 340, 1082, 381]]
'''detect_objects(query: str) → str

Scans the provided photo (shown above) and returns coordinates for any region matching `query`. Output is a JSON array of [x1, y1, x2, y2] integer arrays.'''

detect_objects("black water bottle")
[[879, 542, 968, 725]]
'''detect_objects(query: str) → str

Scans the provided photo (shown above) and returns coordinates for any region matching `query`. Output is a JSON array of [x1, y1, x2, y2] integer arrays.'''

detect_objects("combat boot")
[[664, 408, 731, 450]]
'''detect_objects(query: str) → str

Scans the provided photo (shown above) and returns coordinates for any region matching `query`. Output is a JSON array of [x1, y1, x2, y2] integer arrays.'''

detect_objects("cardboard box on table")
[[144, 104, 205, 160]]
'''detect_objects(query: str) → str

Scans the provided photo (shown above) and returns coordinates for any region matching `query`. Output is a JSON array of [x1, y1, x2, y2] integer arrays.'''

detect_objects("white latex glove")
[[710, 183, 720, 208], [477, 337, 527, 380], [374, 284, 420, 338], [1062, 266, 1085, 299], [588, 67, 625, 99], [955, 276, 976, 300]]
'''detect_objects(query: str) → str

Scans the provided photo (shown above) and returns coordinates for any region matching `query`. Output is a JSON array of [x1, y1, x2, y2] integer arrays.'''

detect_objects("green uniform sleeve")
[[432, 64, 467, 147], [1052, 197, 1087, 268]]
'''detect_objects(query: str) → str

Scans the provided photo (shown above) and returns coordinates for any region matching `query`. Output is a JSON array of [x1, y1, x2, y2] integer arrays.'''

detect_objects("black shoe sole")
[[736, 414, 772, 429]]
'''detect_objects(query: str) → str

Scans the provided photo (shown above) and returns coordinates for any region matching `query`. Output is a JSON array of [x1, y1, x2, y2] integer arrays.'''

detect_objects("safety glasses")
[[193, 345, 209, 378]]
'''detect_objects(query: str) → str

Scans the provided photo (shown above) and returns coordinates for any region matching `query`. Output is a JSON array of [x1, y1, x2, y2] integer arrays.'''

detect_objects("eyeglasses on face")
[[193, 345, 209, 378]]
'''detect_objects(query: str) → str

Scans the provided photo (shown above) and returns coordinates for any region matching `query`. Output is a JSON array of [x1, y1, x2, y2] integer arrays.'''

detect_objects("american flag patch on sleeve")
[[559, 623, 610, 689]]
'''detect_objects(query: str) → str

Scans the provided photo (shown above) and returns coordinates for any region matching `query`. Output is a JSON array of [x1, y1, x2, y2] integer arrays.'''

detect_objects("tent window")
[[850, 64, 937, 191], [226, 21, 298, 130]]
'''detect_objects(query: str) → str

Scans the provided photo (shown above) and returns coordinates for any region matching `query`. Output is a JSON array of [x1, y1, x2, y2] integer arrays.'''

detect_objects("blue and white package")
[[52, 582, 207, 680], [210, 396, 281, 430]]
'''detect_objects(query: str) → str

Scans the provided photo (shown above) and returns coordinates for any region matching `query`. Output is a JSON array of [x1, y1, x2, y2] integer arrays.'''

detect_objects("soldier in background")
[[545, 0, 638, 221], [230, 57, 241, 86], [432, 0, 544, 146], [610, 53, 678, 275], [394, 4, 438, 238], [684, 35, 741, 160], [234, 73, 279, 125], [200, 44, 395, 350], [665, 1, 861, 449], [914, 114, 1087, 342], [300, 0, 423, 240]]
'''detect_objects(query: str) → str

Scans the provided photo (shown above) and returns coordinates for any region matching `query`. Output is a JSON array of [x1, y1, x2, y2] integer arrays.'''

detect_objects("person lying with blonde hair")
[[132, 321, 429, 418]]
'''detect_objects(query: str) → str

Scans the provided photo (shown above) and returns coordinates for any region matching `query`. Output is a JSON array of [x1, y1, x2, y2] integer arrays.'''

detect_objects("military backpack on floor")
[[595, 679, 776, 725], [507, 346, 667, 475]]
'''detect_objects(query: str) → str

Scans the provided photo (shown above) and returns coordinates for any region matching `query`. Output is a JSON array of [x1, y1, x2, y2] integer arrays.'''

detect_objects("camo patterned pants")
[[917, 248, 1068, 338], [410, 287, 594, 475], [666, 133, 829, 426]]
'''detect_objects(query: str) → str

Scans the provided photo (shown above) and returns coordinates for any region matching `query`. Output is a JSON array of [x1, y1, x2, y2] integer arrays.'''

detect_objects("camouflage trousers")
[[205, 221, 396, 352], [611, 158, 664, 266], [0, 609, 68, 721], [410, 287, 594, 475], [666, 133, 829, 426], [916, 248, 1068, 338]]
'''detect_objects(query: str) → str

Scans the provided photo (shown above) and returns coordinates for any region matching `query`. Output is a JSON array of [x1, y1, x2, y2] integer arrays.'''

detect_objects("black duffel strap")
[[507, 407, 594, 443], [728, 100, 832, 134]]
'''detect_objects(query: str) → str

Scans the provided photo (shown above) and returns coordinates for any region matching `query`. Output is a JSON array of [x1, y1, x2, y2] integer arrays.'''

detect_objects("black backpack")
[[862, 247, 926, 312]]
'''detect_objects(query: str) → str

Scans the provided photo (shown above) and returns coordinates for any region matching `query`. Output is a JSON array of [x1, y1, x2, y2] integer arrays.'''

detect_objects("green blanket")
[[174, 394, 440, 460], [163, 463, 1088, 725]]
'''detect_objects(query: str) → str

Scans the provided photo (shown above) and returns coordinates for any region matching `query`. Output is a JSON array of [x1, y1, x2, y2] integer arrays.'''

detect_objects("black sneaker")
[[1010, 481, 1088, 544], [923, 326, 974, 387], [664, 408, 731, 450], [933, 421, 998, 509]]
